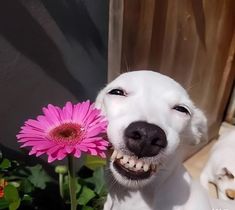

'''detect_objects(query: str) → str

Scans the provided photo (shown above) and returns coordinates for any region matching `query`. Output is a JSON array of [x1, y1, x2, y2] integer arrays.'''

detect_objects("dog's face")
[[96, 71, 207, 188]]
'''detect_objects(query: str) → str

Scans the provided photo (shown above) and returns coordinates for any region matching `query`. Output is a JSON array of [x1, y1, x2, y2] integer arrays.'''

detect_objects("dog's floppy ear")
[[189, 108, 208, 144]]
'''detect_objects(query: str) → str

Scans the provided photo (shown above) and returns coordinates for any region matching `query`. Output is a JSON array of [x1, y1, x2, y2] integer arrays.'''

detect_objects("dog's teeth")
[[136, 161, 143, 170], [111, 150, 118, 160], [117, 151, 123, 159], [143, 163, 150, 172], [122, 155, 129, 164], [129, 159, 135, 168]]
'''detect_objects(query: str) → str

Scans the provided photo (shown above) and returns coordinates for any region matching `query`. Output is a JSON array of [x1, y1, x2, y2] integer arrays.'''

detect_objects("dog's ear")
[[189, 108, 208, 144], [95, 88, 106, 114]]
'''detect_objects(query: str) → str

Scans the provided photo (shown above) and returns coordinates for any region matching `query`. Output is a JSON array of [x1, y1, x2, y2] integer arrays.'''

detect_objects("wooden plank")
[[223, 32, 235, 124], [149, 0, 169, 69], [226, 86, 235, 124], [108, 0, 124, 81], [132, 0, 155, 69], [120, 0, 156, 71]]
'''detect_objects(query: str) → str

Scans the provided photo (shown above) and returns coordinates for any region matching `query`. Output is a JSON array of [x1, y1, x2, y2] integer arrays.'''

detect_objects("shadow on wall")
[[0, 0, 108, 163], [0, 0, 107, 98], [41, 0, 106, 57]]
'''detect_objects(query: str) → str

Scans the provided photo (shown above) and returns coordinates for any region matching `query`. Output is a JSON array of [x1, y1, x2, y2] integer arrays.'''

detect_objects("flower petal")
[[88, 148, 98, 156], [43, 104, 61, 125], [46, 145, 63, 156], [20, 141, 48, 147], [61, 102, 73, 121], [65, 146, 74, 154], [76, 145, 88, 152], [79, 142, 97, 148], [17, 137, 45, 142], [29, 149, 37, 155], [35, 151, 45, 157], [86, 127, 104, 138], [37, 115, 52, 128], [98, 151, 106, 158], [97, 145, 107, 150], [25, 119, 46, 130], [74, 149, 81, 158], [73, 101, 90, 123], [57, 150, 67, 160], [48, 155, 57, 163]]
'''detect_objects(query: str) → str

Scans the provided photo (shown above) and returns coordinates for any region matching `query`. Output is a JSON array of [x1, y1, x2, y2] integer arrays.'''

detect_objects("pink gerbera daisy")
[[16, 101, 108, 163]]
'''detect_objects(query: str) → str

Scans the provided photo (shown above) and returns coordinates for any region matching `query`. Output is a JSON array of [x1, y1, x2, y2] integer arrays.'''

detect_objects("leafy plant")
[[3, 185, 21, 210], [57, 155, 107, 210], [0, 152, 107, 210], [0, 153, 52, 210]]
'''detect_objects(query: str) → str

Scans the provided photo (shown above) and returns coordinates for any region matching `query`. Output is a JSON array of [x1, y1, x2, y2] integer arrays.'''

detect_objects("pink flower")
[[17, 101, 108, 163]]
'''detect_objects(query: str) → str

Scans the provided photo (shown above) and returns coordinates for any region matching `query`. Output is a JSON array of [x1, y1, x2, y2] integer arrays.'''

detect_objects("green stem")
[[68, 155, 77, 210], [59, 173, 64, 199]]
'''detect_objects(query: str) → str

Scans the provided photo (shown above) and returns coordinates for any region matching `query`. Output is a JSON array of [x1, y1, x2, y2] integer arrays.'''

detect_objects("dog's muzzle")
[[110, 121, 167, 180]]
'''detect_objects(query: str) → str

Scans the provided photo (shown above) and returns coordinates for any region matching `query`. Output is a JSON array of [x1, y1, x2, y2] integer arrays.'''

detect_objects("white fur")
[[200, 128, 235, 200], [96, 70, 235, 210]]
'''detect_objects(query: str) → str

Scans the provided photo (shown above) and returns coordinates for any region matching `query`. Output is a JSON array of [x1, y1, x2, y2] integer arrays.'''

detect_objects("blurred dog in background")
[[201, 129, 235, 201]]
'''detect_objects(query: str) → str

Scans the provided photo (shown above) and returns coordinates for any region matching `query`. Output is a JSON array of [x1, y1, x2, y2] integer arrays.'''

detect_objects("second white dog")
[[200, 129, 235, 201]]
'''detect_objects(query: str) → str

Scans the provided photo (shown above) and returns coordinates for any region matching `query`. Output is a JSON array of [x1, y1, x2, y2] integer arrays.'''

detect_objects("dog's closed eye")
[[108, 88, 126, 96], [173, 105, 191, 116]]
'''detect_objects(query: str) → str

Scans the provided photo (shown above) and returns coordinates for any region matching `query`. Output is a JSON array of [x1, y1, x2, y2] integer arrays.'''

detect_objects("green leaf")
[[9, 199, 20, 210], [92, 195, 107, 210], [82, 206, 93, 210], [22, 194, 32, 204], [0, 159, 11, 169], [20, 179, 34, 194], [62, 176, 82, 202], [22, 194, 32, 202], [77, 186, 95, 206], [76, 182, 82, 194], [86, 167, 106, 194], [4, 185, 21, 210], [4, 185, 19, 203], [27, 165, 51, 189], [9, 182, 20, 188], [0, 198, 9, 209], [84, 155, 106, 170]]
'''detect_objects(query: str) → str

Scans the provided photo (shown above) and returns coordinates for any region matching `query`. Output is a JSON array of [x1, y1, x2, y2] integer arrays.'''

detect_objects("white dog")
[[200, 129, 235, 201], [95, 70, 235, 210]]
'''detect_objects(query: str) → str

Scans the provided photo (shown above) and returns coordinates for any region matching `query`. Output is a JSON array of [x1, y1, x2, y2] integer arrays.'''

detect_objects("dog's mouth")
[[110, 149, 157, 180]]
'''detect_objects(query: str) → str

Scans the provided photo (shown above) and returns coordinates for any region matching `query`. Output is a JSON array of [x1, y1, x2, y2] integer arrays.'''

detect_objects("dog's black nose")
[[124, 121, 167, 158]]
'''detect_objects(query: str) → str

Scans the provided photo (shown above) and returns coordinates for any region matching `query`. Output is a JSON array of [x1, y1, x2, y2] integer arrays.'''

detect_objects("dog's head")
[[96, 71, 207, 188]]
